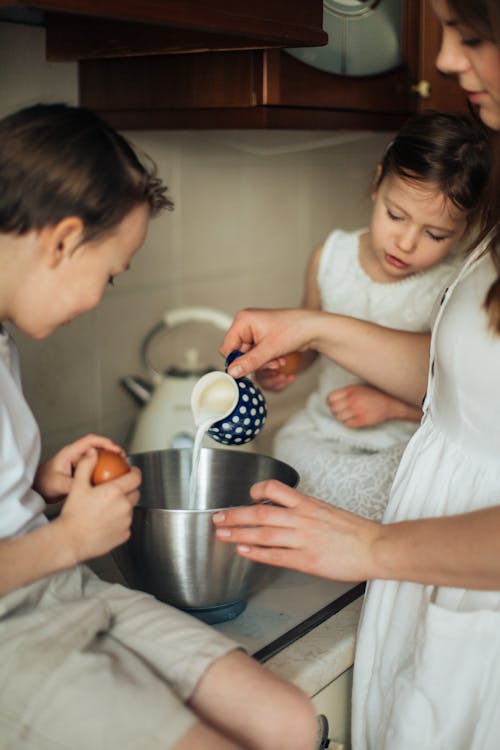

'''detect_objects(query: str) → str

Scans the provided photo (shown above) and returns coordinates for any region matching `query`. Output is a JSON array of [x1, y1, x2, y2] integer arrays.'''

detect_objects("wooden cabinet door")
[[411, 0, 469, 114], [79, 0, 472, 130]]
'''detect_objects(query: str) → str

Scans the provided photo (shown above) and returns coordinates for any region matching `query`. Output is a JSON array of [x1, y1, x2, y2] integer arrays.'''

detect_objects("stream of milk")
[[188, 376, 236, 510]]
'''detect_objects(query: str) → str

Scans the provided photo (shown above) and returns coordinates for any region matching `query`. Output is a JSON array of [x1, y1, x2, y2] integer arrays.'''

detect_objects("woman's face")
[[434, 0, 500, 130]]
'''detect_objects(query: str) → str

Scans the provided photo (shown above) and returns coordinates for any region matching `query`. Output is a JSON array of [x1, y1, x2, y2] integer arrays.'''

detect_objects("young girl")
[[258, 111, 491, 521], [214, 1, 500, 747], [0, 104, 319, 750]]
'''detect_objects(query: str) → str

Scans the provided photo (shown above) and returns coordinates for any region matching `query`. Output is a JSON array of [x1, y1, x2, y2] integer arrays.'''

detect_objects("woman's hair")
[[446, 0, 500, 333], [376, 110, 492, 229], [0, 103, 172, 243], [446, 0, 500, 44]]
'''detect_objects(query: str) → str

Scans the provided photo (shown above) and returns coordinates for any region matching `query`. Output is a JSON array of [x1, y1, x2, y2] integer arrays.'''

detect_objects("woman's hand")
[[220, 308, 317, 378], [213, 479, 380, 582], [56, 447, 141, 564], [327, 385, 423, 428], [34, 434, 126, 502]]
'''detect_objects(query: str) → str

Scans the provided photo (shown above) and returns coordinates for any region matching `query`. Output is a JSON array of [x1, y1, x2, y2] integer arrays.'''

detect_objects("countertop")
[[212, 567, 364, 696]]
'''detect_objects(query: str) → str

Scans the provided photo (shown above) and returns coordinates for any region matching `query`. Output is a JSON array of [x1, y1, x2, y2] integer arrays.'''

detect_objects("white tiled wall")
[[0, 21, 393, 459]]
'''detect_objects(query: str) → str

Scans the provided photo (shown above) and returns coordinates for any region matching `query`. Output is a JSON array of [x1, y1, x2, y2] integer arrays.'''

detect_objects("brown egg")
[[275, 351, 302, 375], [92, 449, 130, 485]]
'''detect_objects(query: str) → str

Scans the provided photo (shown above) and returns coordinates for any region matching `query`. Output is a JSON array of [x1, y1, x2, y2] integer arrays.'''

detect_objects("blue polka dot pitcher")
[[190, 350, 267, 446]]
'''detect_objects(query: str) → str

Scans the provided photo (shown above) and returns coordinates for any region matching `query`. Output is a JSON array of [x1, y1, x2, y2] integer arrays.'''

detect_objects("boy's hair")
[[376, 111, 492, 228], [0, 103, 172, 243]]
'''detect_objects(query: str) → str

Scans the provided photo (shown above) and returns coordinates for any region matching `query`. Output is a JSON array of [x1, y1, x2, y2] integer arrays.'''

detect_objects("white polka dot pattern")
[[208, 377, 267, 445]]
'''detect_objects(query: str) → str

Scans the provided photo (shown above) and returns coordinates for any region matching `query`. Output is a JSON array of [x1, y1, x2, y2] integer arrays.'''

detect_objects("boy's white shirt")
[[0, 326, 46, 538]]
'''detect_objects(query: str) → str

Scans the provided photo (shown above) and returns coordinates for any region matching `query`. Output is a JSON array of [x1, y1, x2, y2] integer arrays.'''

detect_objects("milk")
[[188, 374, 238, 509]]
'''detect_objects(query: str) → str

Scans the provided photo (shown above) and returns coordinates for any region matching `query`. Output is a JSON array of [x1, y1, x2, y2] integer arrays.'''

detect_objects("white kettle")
[[122, 306, 233, 453]]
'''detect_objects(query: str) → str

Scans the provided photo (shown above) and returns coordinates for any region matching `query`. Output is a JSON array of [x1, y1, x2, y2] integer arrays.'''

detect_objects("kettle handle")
[[164, 306, 233, 331], [141, 307, 234, 382]]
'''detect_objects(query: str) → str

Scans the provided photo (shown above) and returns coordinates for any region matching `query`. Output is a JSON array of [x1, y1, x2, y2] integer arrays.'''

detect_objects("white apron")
[[351, 239, 500, 749]]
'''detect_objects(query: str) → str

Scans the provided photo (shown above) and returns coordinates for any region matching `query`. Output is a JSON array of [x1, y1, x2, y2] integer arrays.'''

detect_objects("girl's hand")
[[213, 479, 380, 582], [56, 448, 141, 564], [34, 434, 126, 502], [255, 366, 297, 393], [327, 385, 423, 428]]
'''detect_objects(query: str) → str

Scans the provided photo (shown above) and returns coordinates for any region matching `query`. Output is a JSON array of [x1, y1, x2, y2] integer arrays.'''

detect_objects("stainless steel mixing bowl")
[[127, 447, 299, 622]]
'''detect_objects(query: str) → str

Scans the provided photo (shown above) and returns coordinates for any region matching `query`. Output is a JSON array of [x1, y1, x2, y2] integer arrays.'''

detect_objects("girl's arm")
[[327, 385, 423, 428], [213, 481, 500, 590], [0, 450, 141, 596], [221, 307, 431, 408]]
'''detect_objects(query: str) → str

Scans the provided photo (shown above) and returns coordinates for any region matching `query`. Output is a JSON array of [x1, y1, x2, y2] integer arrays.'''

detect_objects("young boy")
[[0, 103, 318, 750]]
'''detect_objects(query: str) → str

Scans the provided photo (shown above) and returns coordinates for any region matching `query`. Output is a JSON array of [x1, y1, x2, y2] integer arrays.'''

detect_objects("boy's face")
[[15, 203, 149, 339]]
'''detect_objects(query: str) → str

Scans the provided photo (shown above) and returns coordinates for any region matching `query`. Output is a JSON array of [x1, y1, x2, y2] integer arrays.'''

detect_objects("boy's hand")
[[56, 448, 141, 564], [34, 434, 126, 502]]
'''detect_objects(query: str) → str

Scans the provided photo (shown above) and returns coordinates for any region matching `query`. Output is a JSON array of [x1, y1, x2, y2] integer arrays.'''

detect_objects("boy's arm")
[[0, 520, 76, 595], [0, 451, 141, 597]]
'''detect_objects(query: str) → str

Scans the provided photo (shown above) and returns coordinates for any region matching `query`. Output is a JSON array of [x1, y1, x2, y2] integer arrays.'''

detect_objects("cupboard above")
[[0, 1, 326, 54], [0, 0, 469, 131]]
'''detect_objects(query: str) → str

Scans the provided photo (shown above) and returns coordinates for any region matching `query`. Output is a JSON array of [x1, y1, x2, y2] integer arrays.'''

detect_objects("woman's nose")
[[436, 29, 469, 76]]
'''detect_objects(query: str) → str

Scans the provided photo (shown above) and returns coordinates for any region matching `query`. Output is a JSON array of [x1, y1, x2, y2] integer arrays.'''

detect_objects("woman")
[[213, 2, 500, 747]]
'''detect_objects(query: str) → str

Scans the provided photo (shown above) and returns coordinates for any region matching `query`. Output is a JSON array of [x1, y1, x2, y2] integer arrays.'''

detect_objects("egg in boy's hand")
[[91, 449, 130, 485]]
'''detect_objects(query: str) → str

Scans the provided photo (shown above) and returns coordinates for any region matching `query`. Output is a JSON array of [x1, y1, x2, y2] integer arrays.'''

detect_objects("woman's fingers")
[[250, 479, 306, 508], [213, 480, 328, 538]]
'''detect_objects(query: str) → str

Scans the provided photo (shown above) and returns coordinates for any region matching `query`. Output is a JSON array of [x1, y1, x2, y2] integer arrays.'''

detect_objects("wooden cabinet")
[[0, 1, 326, 54], [78, 0, 470, 130], [1, 0, 469, 129], [412, 0, 468, 114]]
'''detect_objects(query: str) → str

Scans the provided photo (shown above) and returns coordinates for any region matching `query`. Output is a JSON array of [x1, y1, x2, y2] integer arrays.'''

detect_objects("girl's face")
[[17, 203, 149, 339], [434, 0, 500, 130], [367, 172, 467, 282]]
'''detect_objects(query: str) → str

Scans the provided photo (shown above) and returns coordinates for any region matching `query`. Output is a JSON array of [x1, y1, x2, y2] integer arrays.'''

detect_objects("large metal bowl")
[[127, 447, 298, 622]]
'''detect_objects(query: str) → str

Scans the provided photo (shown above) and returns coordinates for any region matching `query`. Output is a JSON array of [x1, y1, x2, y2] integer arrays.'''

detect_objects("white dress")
[[274, 229, 460, 520], [352, 240, 500, 749]]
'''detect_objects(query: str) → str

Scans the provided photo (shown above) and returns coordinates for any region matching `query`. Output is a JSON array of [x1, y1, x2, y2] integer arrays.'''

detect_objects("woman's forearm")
[[374, 505, 500, 590], [222, 308, 431, 407], [310, 312, 430, 406]]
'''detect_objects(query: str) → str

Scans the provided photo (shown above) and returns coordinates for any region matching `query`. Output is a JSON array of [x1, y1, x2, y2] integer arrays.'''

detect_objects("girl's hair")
[[446, 0, 500, 333], [376, 111, 492, 229], [0, 103, 172, 243]]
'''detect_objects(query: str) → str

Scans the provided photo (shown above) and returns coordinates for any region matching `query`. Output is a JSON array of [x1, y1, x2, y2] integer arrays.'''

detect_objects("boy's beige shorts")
[[0, 564, 238, 750]]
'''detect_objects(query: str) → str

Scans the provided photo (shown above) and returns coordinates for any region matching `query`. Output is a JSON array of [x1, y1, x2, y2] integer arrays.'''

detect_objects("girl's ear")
[[371, 164, 383, 200], [38, 217, 84, 267]]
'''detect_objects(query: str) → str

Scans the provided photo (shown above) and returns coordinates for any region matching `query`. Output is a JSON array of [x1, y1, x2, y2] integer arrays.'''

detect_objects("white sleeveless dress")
[[352, 240, 500, 749], [274, 229, 460, 520]]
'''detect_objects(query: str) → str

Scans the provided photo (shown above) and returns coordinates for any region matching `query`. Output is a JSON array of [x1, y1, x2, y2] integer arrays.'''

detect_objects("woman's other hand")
[[213, 479, 380, 583]]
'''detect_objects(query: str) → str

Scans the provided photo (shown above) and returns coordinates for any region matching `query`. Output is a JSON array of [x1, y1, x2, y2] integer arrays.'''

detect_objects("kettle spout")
[[120, 375, 153, 406]]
